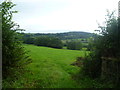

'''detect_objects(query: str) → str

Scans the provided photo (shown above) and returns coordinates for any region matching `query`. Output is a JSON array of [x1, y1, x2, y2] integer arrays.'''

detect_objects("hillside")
[[22, 31, 95, 40], [3, 44, 114, 88], [6, 44, 85, 88]]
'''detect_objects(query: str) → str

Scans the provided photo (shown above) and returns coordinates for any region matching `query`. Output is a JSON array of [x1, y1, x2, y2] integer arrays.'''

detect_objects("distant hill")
[[22, 31, 95, 40]]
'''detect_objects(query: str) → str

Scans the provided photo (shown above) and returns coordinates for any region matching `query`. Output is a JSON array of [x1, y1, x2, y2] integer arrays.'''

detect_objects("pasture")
[[23, 44, 85, 88], [4, 44, 102, 88]]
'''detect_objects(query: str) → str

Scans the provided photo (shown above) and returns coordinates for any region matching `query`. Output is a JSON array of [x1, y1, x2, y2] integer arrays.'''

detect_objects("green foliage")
[[23, 37, 35, 44], [22, 31, 94, 40], [73, 72, 114, 88], [1, 1, 31, 79], [97, 12, 120, 58], [81, 52, 102, 78], [21, 32, 92, 50], [86, 37, 95, 51], [81, 11, 120, 85], [34, 36, 63, 49], [66, 40, 83, 50]]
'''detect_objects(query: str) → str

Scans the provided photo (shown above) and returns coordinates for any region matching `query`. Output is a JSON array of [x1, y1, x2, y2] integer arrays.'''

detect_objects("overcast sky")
[[4, 0, 119, 33]]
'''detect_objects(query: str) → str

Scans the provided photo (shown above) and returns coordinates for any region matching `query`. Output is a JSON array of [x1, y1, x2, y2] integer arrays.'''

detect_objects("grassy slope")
[[3, 44, 113, 88], [22, 44, 86, 88]]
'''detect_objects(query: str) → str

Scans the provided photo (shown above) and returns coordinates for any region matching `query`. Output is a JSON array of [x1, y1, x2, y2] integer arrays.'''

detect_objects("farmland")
[[2, 0, 119, 88], [23, 44, 85, 88], [3, 44, 86, 88], [3, 44, 112, 88]]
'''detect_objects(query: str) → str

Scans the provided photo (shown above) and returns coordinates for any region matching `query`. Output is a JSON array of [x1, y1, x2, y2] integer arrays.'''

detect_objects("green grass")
[[3, 44, 86, 88], [3, 44, 107, 88], [23, 44, 86, 88]]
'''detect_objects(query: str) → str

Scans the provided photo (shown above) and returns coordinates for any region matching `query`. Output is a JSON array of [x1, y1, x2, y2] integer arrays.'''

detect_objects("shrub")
[[81, 11, 120, 81], [81, 52, 102, 78], [1, 1, 31, 79], [66, 40, 82, 50], [34, 36, 63, 49]]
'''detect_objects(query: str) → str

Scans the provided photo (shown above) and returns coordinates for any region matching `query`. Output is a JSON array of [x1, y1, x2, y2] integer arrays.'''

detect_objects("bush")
[[66, 40, 82, 50], [81, 52, 102, 78], [34, 36, 63, 49], [81, 11, 120, 80], [1, 1, 31, 79]]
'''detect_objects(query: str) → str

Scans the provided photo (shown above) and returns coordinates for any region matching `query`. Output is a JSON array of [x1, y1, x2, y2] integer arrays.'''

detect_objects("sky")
[[2, 0, 119, 33]]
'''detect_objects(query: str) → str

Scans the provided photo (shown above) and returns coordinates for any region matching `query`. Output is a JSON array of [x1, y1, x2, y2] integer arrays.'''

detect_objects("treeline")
[[23, 36, 63, 49], [35, 36, 63, 49], [21, 31, 94, 40], [21, 31, 95, 50], [66, 40, 82, 50], [23, 36, 84, 50]]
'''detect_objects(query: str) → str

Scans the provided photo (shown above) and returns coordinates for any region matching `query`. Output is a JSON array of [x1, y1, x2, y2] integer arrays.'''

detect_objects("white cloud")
[[11, 0, 119, 33]]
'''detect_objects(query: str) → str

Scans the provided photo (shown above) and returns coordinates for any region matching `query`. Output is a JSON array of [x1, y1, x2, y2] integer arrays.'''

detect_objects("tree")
[[82, 11, 120, 82], [86, 37, 94, 51], [1, 1, 31, 79], [23, 37, 35, 44], [34, 36, 63, 49], [66, 40, 82, 50]]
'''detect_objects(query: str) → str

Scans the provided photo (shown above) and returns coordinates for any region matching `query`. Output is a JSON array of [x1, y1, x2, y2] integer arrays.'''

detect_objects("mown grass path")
[[22, 44, 86, 88]]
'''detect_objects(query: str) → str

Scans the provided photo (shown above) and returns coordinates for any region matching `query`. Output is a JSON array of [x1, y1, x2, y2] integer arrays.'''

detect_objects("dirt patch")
[[71, 57, 85, 67]]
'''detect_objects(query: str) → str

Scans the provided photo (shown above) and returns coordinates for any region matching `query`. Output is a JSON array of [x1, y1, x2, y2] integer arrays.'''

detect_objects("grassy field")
[[24, 44, 86, 88], [4, 44, 85, 88], [3, 44, 105, 88]]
